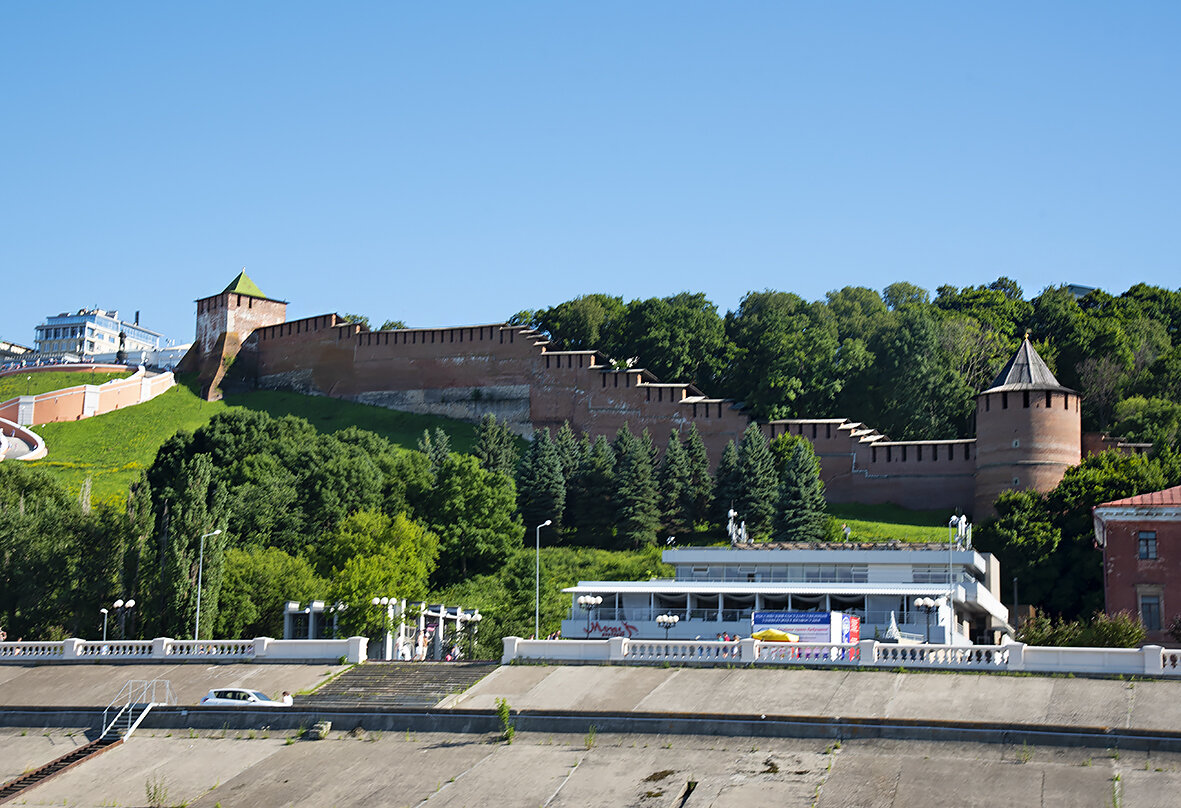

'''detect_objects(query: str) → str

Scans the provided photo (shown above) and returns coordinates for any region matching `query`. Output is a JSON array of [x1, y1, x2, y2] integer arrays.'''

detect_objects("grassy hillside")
[[28, 380, 481, 506], [0, 369, 133, 400], [827, 502, 954, 543]]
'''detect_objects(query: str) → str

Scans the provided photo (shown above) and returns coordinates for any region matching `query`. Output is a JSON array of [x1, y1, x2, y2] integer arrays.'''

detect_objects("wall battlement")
[[188, 278, 1085, 519]]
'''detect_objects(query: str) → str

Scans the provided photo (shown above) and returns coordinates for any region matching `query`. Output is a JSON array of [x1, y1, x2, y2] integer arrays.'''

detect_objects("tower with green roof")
[[180, 270, 288, 400]]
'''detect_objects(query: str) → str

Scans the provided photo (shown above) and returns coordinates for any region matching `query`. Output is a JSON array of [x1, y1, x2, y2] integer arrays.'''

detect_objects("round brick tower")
[[973, 337, 1081, 519]]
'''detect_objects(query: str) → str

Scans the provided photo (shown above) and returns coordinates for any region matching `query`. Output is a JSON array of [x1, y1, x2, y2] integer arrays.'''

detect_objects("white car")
[[199, 688, 289, 707]]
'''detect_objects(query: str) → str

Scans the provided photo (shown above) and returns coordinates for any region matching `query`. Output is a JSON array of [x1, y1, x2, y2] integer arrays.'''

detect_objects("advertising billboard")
[[751, 611, 860, 644]]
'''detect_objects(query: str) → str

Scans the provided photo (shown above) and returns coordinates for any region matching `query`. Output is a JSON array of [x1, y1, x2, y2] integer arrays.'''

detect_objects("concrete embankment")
[[4, 726, 1180, 808], [0, 661, 346, 708]]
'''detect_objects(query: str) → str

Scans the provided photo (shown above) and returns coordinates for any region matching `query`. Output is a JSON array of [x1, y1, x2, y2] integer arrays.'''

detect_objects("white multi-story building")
[[34, 309, 163, 360], [562, 541, 1012, 646]]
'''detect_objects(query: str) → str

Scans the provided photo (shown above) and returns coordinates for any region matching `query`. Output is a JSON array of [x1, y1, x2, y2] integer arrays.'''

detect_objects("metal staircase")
[[0, 678, 175, 805]]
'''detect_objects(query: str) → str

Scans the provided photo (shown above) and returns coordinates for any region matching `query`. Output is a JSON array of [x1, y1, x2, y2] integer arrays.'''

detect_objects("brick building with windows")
[[1093, 485, 1181, 643]]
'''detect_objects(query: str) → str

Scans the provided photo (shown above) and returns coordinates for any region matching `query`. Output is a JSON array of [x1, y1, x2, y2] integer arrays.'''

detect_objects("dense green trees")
[[524, 280, 1181, 445], [9, 277, 1181, 641]]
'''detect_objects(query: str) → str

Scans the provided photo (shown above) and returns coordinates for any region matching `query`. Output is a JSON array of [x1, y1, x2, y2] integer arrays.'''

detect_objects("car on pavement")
[[199, 688, 289, 707]]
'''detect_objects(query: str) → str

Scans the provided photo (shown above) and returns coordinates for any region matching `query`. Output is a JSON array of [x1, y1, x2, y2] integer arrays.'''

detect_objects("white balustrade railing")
[[79, 641, 154, 658], [503, 636, 1181, 677], [757, 642, 860, 665], [0, 641, 65, 659], [165, 640, 254, 659], [628, 639, 740, 663], [0, 636, 369, 664]]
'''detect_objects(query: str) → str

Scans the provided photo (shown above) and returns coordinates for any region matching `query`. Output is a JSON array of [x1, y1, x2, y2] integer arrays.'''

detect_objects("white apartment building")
[[34, 309, 164, 360]]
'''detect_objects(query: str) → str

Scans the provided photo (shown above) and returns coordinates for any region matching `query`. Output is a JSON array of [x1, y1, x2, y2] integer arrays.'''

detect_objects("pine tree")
[[516, 428, 566, 536], [774, 435, 829, 542], [568, 434, 616, 545], [736, 423, 778, 539], [475, 414, 519, 478], [640, 428, 659, 471], [711, 440, 742, 529], [612, 425, 660, 548], [553, 421, 582, 483], [418, 427, 451, 473], [659, 430, 692, 535], [683, 424, 713, 526]]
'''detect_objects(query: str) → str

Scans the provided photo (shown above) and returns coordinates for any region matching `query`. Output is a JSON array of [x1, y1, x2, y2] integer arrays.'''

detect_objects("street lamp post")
[[113, 599, 135, 639], [656, 613, 680, 640], [915, 597, 947, 644], [578, 595, 602, 636], [534, 519, 551, 639], [194, 529, 222, 641], [371, 596, 395, 660], [100, 608, 109, 642]]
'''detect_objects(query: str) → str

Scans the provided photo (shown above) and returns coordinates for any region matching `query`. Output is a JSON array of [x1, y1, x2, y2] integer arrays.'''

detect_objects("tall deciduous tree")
[[427, 454, 523, 583], [147, 453, 229, 639]]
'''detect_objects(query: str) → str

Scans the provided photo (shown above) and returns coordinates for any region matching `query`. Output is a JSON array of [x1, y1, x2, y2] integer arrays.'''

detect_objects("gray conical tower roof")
[[981, 337, 1073, 394]]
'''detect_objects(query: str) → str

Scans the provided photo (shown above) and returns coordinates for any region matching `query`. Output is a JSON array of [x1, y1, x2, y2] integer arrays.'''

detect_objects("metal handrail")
[[100, 678, 176, 740]]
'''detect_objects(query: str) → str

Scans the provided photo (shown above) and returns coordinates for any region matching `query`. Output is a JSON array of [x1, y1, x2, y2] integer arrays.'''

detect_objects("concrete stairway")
[[0, 735, 122, 804], [298, 662, 496, 709]]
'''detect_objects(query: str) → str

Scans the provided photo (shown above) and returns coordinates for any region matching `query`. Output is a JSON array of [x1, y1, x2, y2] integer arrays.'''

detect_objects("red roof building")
[[1093, 485, 1181, 643]]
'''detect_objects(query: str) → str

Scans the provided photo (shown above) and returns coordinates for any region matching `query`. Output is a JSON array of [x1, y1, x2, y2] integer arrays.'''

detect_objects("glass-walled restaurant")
[[561, 545, 1012, 646]]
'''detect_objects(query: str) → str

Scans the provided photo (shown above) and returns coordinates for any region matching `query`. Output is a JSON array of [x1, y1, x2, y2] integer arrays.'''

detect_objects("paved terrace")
[[0, 662, 347, 708], [3, 663, 1181, 806]]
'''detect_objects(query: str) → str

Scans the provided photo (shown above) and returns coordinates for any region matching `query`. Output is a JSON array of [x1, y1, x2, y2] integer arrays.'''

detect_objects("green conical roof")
[[222, 270, 267, 299]]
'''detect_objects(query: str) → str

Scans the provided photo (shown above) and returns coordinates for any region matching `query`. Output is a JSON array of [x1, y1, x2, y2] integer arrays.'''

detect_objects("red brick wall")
[[1102, 516, 1181, 644], [763, 419, 977, 513], [974, 389, 1081, 519]]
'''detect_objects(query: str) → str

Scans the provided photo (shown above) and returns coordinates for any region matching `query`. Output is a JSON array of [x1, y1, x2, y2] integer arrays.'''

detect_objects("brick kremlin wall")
[[190, 298, 1088, 520]]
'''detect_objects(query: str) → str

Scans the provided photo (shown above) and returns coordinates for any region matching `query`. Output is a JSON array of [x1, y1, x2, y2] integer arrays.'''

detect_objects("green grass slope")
[[827, 502, 954, 543], [0, 369, 133, 401], [28, 381, 481, 506]]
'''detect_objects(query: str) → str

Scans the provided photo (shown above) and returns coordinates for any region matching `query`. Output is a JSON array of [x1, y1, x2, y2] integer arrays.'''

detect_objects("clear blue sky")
[[3, 3, 1179, 346]]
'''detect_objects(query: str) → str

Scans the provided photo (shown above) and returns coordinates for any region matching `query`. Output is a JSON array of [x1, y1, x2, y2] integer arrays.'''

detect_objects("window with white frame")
[[1139, 531, 1158, 560]]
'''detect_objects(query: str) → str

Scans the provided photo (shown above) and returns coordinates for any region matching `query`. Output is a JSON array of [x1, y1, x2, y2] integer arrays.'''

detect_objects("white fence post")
[[253, 637, 270, 659], [1007, 642, 1026, 672], [151, 637, 171, 659], [1143, 645, 1164, 675], [858, 639, 878, 667], [502, 636, 521, 664], [62, 638, 83, 660], [739, 638, 758, 663], [607, 636, 627, 661], [345, 636, 368, 664]]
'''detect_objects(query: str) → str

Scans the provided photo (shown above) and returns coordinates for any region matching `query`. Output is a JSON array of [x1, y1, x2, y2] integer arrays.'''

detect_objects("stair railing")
[[100, 678, 176, 741]]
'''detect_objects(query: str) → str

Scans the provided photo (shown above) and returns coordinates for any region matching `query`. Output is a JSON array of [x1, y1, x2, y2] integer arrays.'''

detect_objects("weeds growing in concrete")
[[145, 774, 169, 808], [496, 697, 515, 744]]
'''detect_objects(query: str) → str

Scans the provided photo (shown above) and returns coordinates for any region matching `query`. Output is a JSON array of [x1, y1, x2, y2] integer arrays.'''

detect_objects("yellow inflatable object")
[[751, 628, 799, 642]]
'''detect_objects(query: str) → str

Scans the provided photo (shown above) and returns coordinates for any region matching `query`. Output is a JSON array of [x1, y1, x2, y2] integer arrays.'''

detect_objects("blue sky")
[[3, 3, 1179, 346]]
